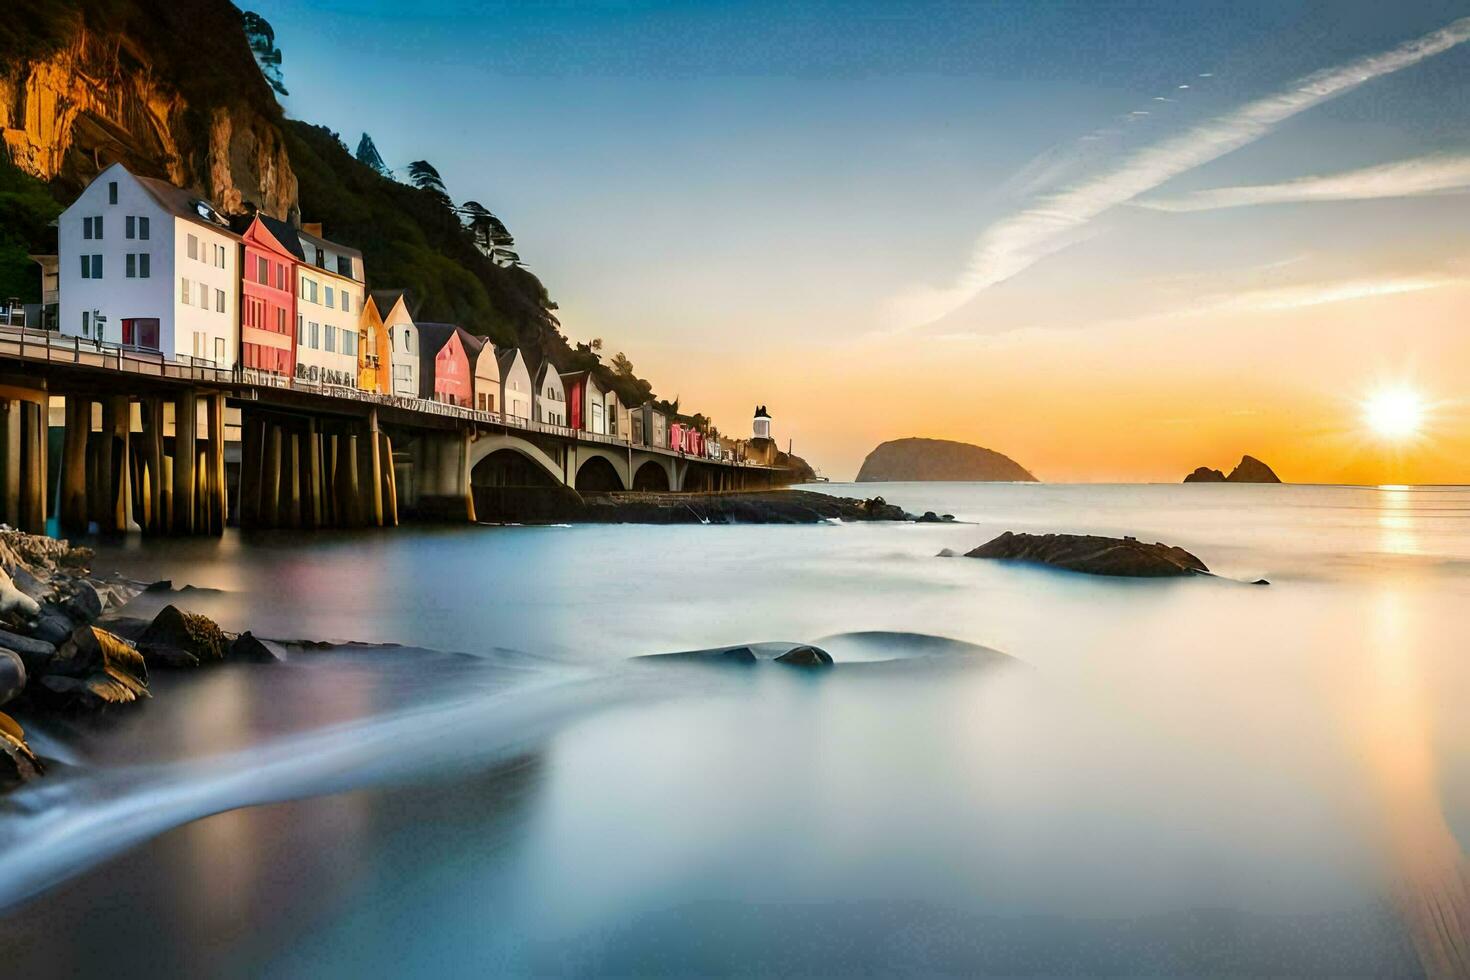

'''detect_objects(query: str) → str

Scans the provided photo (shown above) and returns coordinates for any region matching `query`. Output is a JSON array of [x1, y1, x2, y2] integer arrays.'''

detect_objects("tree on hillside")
[[355, 133, 391, 178], [407, 160, 449, 200], [241, 11, 287, 95], [459, 200, 520, 267], [610, 352, 635, 376]]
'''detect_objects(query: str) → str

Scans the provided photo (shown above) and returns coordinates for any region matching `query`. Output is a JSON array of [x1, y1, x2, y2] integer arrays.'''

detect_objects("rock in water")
[[0, 711, 42, 785], [775, 645, 834, 667], [138, 604, 228, 667], [0, 649, 24, 705], [0, 567, 40, 620], [39, 626, 150, 709], [965, 531, 1209, 577], [1183, 467, 1227, 483], [230, 631, 282, 663], [1226, 455, 1281, 483], [64, 580, 104, 623], [856, 437, 1038, 483], [0, 629, 57, 676]]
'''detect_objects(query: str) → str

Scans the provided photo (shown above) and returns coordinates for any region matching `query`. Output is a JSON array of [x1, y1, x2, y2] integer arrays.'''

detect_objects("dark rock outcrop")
[[856, 438, 1037, 483], [137, 604, 227, 668], [774, 645, 834, 667], [38, 626, 150, 709], [229, 631, 282, 663], [965, 531, 1209, 577], [1183, 455, 1281, 484]]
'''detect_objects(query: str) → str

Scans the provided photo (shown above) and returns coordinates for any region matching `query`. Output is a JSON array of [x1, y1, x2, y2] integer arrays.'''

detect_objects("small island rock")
[[1183, 455, 1281, 484], [856, 438, 1037, 483], [966, 531, 1209, 577], [138, 604, 228, 667], [774, 645, 834, 667]]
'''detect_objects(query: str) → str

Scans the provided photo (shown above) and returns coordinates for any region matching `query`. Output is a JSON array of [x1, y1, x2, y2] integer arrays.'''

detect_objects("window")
[[341, 291, 350, 312], [215, 337, 225, 363], [215, 288, 225, 313], [325, 324, 337, 352], [126, 216, 135, 239], [297, 314, 304, 343], [325, 285, 335, 309], [276, 307, 286, 333], [215, 244, 226, 268], [82, 215, 102, 239], [310, 321, 319, 349], [139, 216, 149, 240], [275, 263, 285, 290], [344, 330, 358, 356], [257, 256, 268, 284], [82, 311, 90, 336], [187, 234, 198, 260], [108, 181, 118, 204], [139, 253, 150, 278], [181, 278, 190, 304], [81, 255, 91, 278], [126, 254, 136, 278], [90, 255, 102, 278], [337, 255, 352, 278]]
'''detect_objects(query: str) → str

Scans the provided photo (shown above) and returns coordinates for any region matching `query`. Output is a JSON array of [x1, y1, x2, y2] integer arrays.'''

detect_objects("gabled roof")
[[559, 369, 605, 393], [494, 345, 525, 376], [415, 322, 463, 358], [131, 170, 241, 240], [457, 327, 487, 361], [297, 227, 364, 262], [370, 288, 417, 320], [232, 212, 306, 261]]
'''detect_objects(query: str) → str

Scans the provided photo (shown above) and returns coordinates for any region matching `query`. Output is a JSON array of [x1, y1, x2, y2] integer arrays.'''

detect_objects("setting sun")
[[1363, 387, 1427, 440]]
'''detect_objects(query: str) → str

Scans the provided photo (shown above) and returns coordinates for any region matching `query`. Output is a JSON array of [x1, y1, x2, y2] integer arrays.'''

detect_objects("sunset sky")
[[251, 0, 1470, 483]]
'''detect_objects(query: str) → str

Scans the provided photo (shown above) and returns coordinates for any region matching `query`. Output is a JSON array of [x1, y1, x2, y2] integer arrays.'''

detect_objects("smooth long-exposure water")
[[2, 482, 1469, 977]]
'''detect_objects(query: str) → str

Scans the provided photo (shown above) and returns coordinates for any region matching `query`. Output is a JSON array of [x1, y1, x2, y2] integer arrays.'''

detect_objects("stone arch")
[[472, 448, 562, 488], [575, 454, 625, 492], [682, 465, 713, 492], [467, 433, 563, 487], [632, 459, 670, 492]]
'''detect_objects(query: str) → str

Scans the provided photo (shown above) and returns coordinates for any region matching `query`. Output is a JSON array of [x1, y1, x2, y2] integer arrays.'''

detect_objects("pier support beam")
[[205, 393, 226, 535], [171, 390, 197, 535], [59, 396, 89, 532]]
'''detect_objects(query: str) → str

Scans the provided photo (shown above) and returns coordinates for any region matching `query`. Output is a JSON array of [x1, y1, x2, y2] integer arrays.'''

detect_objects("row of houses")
[[40, 162, 753, 459]]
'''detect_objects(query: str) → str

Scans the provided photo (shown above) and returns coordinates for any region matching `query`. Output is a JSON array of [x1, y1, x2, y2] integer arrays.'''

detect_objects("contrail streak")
[[1137, 154, 1470, 212], [896, 16, 1470, 329]]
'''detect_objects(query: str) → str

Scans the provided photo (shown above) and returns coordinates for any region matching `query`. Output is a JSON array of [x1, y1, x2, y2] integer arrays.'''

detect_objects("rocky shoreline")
[[0, 531, 280, 789], [489, 489, 952, 525]]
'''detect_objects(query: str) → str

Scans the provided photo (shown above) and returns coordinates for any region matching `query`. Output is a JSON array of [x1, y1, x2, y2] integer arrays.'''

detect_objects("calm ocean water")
[[2, 482, 1469, 977]]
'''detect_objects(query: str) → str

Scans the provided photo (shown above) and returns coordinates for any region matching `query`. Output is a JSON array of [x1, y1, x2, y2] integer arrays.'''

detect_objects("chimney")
[[302, 222, 324, 237]]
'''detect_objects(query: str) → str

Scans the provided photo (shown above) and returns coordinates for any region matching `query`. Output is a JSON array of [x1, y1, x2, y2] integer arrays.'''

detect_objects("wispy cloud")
[[890, 15, 1470, 330], [1136, 155, 1470, 212]]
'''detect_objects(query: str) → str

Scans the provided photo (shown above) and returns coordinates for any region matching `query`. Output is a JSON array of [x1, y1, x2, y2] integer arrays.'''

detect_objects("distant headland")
[[856, 438, 1037, 483], [1182, 455, 1282, 484]]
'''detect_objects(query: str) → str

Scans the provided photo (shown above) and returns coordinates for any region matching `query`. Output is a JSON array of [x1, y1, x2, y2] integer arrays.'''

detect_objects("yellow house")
[[358, 294, 389, 392]]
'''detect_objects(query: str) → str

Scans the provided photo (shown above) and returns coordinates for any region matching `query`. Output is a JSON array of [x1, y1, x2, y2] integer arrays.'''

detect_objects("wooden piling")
[[171, 391, 197, 534], [60, 397, 88, 532]]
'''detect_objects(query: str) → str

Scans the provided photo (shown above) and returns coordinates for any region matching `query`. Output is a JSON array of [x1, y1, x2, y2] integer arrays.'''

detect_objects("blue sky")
[[251, 1, 1470, 481]]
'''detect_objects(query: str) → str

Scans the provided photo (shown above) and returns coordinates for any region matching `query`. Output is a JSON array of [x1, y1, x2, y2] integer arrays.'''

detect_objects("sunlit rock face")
[[0, 13, 298, 220]]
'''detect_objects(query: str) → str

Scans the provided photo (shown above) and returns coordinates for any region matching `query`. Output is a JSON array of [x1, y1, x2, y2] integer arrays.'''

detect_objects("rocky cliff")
[[0, 2, 297, 219], [856, 438, 1037, 483]]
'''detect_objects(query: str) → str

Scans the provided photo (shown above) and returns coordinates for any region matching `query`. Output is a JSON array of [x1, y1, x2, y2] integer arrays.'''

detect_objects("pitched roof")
[[297, 226, 364, 262], [133, 172, 241, 240], [457, 327, 486, 360], [244, 213, 307, 260], [370, 288, 416, 319], [415, 322, 462, 358], [494, 345, 523, 375]]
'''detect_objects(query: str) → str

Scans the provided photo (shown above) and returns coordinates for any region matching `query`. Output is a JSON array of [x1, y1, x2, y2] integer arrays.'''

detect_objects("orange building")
[[358, 294, 389, 392]]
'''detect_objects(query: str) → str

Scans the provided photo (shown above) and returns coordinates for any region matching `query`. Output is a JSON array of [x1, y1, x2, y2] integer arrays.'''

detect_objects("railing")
[[0, 322, 769, 467]]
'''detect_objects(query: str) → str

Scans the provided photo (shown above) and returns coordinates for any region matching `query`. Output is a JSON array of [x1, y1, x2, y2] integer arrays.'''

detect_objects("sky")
[[250, 0, 1470, 483]]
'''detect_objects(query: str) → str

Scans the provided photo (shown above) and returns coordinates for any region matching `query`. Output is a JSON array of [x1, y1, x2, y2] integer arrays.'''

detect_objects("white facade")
[[380, 296, 418, 398], [295, 259, 363, 388], [58, 162, 238, 367], [534, 363, 566, 426], [498, 347, 533, 422], [753, 408, 772, 440]]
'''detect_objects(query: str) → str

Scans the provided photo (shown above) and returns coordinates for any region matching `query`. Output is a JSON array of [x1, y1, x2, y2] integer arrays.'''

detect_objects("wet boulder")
[[775, 645, 834, 667], [916, 511, 944, 523], [0, 628, 57, 676], [64, 581, 104, 624], [137, 604, 228, 668], [0, 649, 24, 706], [230, 631, 282, 663], [0, 711, 42, 785], [965, 531, 1208, 578], [0, 567, 40, 621], [38, 626, 150, 709], [32, 604, 78, 647]]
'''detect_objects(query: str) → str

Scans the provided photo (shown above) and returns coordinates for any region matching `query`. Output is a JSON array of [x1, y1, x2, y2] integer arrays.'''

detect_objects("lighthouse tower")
[[752, 405, 772, 441]]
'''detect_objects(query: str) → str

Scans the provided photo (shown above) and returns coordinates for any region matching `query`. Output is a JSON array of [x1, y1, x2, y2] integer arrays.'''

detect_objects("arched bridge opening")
[[632, 459, 671, 492], [575, 455, 625, 492], [471, 447, 578, 522]]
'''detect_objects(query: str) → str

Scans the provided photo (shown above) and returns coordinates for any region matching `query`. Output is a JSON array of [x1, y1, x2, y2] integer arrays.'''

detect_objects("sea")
[[1, 481, 1468, 978]]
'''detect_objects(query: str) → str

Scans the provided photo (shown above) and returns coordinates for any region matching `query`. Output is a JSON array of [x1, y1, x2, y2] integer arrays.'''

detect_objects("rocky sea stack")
[[964, 531, 1209, 577], [856, 438, 1037, 483], [1183, 455, 1281, 484]]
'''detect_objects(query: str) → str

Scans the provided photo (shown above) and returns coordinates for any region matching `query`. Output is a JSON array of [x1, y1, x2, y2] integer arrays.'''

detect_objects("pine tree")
[[355, 133, 391, 178]]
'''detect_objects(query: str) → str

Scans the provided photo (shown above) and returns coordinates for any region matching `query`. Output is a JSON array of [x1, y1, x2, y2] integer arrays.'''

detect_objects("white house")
[[496, 346, 533, 422], [534, 361, 566, 426], [294, 224, 364, 388], [58, 162, 239, 366], [372, 289, 418, 398]]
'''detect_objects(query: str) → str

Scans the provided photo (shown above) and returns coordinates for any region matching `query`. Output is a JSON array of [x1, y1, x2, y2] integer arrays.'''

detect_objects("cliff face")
[[0, 8, 297, 218], [856, 438, 1037, 483]]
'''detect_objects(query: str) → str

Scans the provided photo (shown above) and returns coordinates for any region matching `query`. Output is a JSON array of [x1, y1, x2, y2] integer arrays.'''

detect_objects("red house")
[[235, 213, 303, 377], [416, 322, 474, 405]]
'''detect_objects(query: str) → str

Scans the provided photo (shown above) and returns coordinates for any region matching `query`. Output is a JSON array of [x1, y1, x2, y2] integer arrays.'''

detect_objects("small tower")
[[752, 404, 772, 441]]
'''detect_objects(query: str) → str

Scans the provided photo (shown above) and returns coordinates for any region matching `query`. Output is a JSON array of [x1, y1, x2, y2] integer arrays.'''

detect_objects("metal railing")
[[0, 322, 768, 468]]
